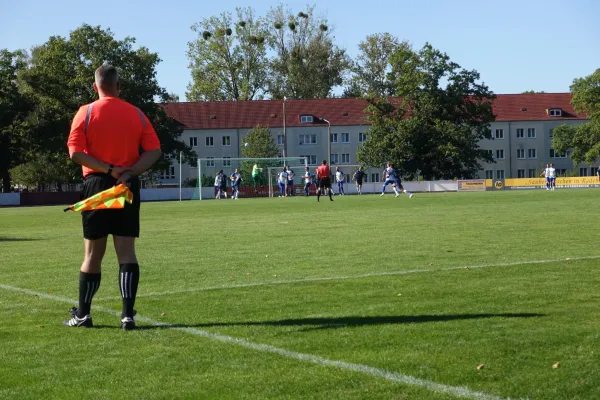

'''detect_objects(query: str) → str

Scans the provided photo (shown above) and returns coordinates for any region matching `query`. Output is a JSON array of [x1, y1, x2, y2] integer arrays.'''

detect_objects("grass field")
[[1, 190, 599, 399]]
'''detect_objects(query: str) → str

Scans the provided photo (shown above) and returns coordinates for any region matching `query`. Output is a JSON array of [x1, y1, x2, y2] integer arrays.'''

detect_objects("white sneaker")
[[395, 193, 399, 198], [409, 193, 414, 199], [380, 193, 385, 197]]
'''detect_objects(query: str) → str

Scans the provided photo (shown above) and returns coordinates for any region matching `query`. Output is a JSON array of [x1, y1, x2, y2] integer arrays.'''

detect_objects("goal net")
[[194, 157, 307, 200], [268, 164, 363, 197]]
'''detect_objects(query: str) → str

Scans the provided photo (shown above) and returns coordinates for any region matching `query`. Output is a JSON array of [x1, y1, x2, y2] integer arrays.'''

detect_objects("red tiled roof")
[[160, 93, 586, 130]]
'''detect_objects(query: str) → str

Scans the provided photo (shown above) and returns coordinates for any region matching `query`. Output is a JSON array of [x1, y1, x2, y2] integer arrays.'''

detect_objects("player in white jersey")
[[540, 163, 556, 191], [277, 168, 288, 197], [335, 167, 345, 195], [303, 166, 312, 196], [230, 168, 242, 199], [381, 163, 413, 198]]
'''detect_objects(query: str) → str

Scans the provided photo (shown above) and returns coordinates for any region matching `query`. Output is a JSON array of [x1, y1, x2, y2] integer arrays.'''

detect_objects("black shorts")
[[319, 177, 332, 189], [81, 173, 141, 240], [356, 180, 363, 185]]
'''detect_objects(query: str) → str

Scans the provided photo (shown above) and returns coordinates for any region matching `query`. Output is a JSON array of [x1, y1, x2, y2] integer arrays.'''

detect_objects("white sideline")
[[0, 283, 508, 400], [95, 255, 600, 301]]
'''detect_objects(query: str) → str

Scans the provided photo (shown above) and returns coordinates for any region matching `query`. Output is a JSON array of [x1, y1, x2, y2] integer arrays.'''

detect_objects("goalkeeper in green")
[[252, 164, 263, 191]]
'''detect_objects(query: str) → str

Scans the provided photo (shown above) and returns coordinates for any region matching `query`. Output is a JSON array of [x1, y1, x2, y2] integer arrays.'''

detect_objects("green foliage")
[[552, 69, 600, 165], [358, 43, 496, 180], [347, 33, 408, 98], [267, 5, 349, 99], [187, 7, 269, 101], [15, 24, 191, 181], [9, 152, 76, 190], [0, 49, 35, 192], [521, 90, 546, 94], [241, 126, 280, 158]]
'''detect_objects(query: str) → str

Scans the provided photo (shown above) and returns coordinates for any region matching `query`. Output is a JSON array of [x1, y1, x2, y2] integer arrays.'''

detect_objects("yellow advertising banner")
[[503, 177, 600, 190], [457, 180, 486, 191]]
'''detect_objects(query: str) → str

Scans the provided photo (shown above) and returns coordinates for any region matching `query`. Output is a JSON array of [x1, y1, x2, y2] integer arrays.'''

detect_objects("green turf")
[[0, 190, 599, 399]]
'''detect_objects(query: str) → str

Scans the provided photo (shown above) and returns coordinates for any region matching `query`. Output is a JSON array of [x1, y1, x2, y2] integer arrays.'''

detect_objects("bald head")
[[94, 65, 120, 96]]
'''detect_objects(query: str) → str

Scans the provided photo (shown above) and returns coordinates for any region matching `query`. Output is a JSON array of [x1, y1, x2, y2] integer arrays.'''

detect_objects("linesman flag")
[[64, 184, 133, 212]]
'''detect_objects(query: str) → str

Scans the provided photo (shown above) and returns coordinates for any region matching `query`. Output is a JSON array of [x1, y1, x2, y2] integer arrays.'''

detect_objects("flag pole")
[[179, 151, 182, 202]]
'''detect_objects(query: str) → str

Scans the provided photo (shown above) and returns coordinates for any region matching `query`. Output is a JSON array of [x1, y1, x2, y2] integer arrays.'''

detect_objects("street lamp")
[[321, 118, 331, 168], [282, 97, 287, 163]]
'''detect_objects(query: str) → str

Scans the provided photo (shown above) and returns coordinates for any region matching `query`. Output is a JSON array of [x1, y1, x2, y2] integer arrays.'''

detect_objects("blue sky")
[[1, 0, 598, 99]]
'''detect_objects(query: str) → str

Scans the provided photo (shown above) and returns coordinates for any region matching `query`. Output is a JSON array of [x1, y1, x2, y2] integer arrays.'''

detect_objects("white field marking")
[[95, 255, 600, 301], [0, 283, 509, 400]]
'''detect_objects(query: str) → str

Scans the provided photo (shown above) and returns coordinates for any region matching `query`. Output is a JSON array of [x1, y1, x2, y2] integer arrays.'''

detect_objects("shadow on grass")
[[0, 237, 42, 242], [134, 313, 544, 332]]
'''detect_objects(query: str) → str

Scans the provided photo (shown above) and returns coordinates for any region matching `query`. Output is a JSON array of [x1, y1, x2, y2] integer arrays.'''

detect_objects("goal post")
[[194, 157, 307, 200]]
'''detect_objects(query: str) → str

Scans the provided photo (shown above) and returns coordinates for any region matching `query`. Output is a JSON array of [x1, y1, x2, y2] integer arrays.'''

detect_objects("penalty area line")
[[0, 283, 509, 400], [95, 255, 600, 301]]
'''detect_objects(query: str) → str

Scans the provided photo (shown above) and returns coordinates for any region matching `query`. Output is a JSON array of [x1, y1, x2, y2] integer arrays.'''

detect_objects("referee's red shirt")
[[317, 165, 331, 179], [67, 96, 161, 177]]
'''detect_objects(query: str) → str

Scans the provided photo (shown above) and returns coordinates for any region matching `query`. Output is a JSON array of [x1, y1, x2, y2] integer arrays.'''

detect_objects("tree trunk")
[[0, 134, 11, 193]]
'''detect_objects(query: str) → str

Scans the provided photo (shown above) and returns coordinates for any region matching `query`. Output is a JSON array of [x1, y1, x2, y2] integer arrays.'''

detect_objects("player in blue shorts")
[[303, 166, 312, 196], [381, 163, 413, 198], [335, 167, 345, 195], [277, 167, 288, 197], [230, 168, 242, 199]]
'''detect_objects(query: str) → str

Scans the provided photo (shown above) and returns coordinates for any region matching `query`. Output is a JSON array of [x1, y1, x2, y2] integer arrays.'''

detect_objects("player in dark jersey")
[[353, 167, 366, 195]]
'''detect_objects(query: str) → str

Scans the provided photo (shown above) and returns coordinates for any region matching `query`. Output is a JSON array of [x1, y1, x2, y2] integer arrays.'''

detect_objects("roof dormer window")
[[548, 108, 562, 117], [300, 115, 314, 123]]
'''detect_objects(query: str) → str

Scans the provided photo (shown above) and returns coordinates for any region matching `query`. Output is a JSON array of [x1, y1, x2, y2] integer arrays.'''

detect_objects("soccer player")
[[251, 163, 262, 191], [597, 166, 600, 183], [548, 163, 557, 190], [335, 167, 345, 195], [214, 170, 224, 199], [65, 65, 161, 330], [277, 167, 288, 197], [316, 160, 333, 202], [314, 167, 321, 195], [230, 168, 242, 199], [381, 163, 413, 198], [353, 167, 365, 195], [303, 166, 311, 196], [286, 166, 295, 196], [220, 170, 228, 198], [540, 163, 553, 191]]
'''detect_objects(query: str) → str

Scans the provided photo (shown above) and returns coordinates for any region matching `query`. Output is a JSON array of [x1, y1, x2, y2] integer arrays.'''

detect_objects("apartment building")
[[159, 93, 589, 185]]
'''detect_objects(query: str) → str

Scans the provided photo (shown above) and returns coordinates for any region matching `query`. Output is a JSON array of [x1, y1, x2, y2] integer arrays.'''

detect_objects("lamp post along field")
[[321, 118, 331, 169], [283, 97, 287, 163]]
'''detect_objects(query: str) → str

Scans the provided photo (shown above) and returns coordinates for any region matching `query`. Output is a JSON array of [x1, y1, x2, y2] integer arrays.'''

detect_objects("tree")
[[521, 90, 546, 94], [0, 49, 34, 192], [552, 69, 600, 165], [346, 33, 408, 98], [240, 125, 280, 185], [267, 5, 349, 99], [17, 24, 191, 187], [358, 43, 496, 180], [187, 7, 269, 101]]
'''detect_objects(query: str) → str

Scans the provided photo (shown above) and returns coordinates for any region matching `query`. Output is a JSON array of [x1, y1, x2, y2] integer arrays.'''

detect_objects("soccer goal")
[[268, 164, 363, 197], [194, 157, 307, 200]]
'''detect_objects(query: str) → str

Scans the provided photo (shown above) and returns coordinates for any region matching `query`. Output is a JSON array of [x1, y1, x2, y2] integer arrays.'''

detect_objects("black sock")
[[119, 263, 140, 319], [329, 189, 333, 200], [78, 272, 101, 318]]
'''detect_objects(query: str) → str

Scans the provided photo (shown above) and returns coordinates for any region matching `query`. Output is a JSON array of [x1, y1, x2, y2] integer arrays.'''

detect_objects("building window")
[[550, 149, 567, 158], [330, 154, 339, 164], [484, 149, 493, 159], [528, 169, 536, 178], [496, 170, 505, 179], [485, 170, 493, 179], [189, 137, 198, 147], [330, 133, 338, 143], [189, 156, 198, 168], [300, 115, 314, 123], [517, 149, 525, 159], [549, 129, 554, 138], [556, 168, 567, 176], [528, 149, 537, 159], [341, 133, 350, 143], [495, 129, 504, 139], [371, 173, 380, 182], [205, 137, 214, 147], [300, 155, 317, 165], [527, 128, 536, 138], [160, 165, 175, 180], [223, 157, 231, 167], [517, 169, 525, 178], [277, 134, 284, 145], [580, 168, 588, 177], [206, 157, 215, 167], [516, 129, 524, 138], [496, 149, 504, 159], [359, 132, 367, 143], [222, 136, 231, 146], [341, 153, 350, 164], [299, 134, 317, 145], [549, 109, 562, 117]]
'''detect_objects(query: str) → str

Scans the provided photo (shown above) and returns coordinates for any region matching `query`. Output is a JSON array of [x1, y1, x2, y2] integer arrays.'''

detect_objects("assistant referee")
[[64, 65, 161, 330]]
